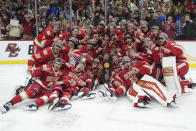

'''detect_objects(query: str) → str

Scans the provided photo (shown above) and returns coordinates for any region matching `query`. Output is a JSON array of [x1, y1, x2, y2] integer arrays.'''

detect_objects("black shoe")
[[54, 102, 72, 111]]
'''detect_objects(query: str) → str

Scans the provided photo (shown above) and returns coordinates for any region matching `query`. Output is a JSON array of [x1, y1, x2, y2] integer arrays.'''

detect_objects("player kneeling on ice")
[[127, 75, 176, 108], [48, 62, 94, 111], [151, 33, 195, 94], [0, 58, 64, 113]]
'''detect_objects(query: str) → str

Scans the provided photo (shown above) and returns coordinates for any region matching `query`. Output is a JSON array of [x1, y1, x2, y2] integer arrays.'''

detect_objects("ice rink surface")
[[0, 64, 196, 131]]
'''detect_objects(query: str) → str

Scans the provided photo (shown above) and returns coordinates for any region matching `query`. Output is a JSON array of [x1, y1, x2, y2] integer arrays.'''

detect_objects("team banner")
[[0, 41, 33, 64]]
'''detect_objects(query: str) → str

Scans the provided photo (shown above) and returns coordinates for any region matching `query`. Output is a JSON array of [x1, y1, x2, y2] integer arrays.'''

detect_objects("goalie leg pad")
[[127, 82, 150, 107], [138, 75, 176, 106], [162, 56, 182, 97]]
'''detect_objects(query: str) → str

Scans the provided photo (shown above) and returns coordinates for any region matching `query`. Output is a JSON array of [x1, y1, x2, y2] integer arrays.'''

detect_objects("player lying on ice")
[[0, 58, 65, 113]]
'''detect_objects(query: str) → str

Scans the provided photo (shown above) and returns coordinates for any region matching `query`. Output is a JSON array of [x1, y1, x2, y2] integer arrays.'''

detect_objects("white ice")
[[0, 64, 196, 131]]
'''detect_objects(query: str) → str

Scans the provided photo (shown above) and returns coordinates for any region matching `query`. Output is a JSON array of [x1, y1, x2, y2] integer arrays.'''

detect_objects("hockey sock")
[[49, 90, 60, 103], [35, 95, 49, 107], [80, 87, 89, 93], [11, 90, 35, 104], [116, 85, 127, 97], [109, 85, 116, 94], [59, 92, 72, 103]]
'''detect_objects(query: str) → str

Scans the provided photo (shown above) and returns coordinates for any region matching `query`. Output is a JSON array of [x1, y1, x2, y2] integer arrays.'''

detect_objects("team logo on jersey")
[[5, 43, 21, 57]]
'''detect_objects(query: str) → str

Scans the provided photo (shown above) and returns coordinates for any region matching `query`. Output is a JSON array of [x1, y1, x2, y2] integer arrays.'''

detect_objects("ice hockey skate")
[[0, 101, 13, 114], [92, 80, 99, 91], [81, 92, 97, 100], [96, 90, 117, 102], [13, 85, 26, 96], [137, 99, 151, 108], [54, 102, 72, 111], [105, 90, 118, 102], [48, 97, 60, 111], [97, 90, 106, 98], [24, 102, 38, 111], [71, 91, 85, 100], [13, 77, 35, 96]]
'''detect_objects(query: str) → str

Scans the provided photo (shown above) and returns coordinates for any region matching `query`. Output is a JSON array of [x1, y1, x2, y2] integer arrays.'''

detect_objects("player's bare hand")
[[42, 66, 51, 72], [27, 66, 32, 74], [53, 37, 59, 42], [79, 81, 86, 87], [55, 81, 64, 85], [162, 48, 171, 54]]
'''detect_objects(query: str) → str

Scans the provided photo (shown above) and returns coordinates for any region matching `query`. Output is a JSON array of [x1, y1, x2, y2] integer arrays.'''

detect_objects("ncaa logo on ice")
[[5, 43, 21, 57]]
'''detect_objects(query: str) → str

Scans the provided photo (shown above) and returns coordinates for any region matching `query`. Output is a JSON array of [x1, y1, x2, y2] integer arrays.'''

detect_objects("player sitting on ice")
[[48, 62, 94, 111], [0, 58, 64, 113], [85, 58, 102, 91], [14, 40, 65, 96]]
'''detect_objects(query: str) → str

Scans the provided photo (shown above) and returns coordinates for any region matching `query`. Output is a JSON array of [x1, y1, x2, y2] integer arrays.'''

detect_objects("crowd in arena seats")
[[0, 0, 196, 40]]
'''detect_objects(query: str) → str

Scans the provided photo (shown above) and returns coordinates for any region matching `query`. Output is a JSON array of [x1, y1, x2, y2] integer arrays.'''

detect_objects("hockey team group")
[[0, 19, 195, 113]]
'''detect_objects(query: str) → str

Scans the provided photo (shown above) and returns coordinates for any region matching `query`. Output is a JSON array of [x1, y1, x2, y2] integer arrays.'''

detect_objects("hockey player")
[[120, 34, 139, 56], [94, 21, 105, 38], [14, 40, 65, 96], [79, 39, 97, 60], [33, 21, 61, 53], [0, 58, 64, 113], [152, 33, 188, 77], [48, 62, 93, 111], [151, 33, 193, 93], [148, 25, 162, 43], [60, 37, 78, 63], [28, 40, 65, 75], [85, 58, 101, 90]]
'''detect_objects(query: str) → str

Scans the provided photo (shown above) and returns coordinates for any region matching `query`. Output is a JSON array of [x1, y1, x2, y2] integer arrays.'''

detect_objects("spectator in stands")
[[47, 2, 58, 18], [0, 17, 6, 38], [6, 15, 23, 40], [172, 1, 186, 21], [39, 1, 49, 18], [40, 17, 48, 30], [162, 16, 176, 40], [148, 13, 162, 29], [65, 7, 77, 21], [175, 14, 185, 40], [183, 13, 196, 40], [59, 14, 69, 32], [21, 14, 36, 40]]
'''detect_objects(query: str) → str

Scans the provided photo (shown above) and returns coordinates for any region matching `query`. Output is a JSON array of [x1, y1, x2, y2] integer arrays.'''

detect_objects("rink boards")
[[0, 40, 196, 68]]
